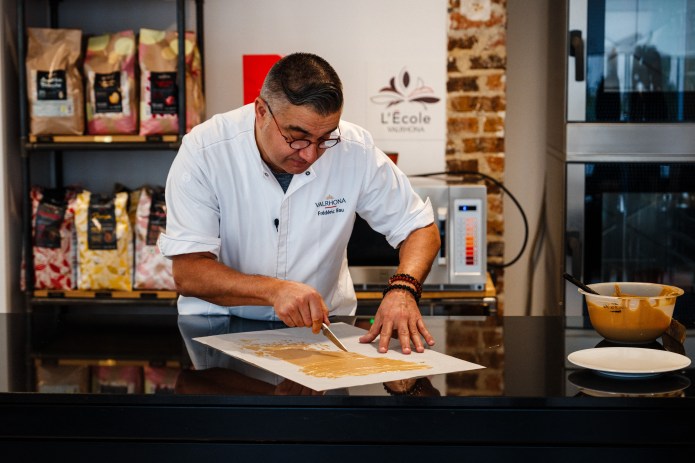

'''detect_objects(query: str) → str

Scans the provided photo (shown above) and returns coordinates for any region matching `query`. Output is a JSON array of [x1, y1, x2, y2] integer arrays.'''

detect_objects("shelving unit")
[[17, 0, 204, 309]]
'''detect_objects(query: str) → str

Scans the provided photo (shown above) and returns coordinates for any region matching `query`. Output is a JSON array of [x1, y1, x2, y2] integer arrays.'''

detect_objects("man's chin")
[[284, 162, 310, 174]]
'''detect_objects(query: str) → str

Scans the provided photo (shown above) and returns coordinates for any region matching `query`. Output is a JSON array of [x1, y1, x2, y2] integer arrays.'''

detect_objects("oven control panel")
[[452, 198, 484, 279]]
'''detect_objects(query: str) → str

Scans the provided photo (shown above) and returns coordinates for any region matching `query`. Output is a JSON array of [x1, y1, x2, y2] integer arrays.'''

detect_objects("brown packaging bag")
[[26, 27, 84, 135]]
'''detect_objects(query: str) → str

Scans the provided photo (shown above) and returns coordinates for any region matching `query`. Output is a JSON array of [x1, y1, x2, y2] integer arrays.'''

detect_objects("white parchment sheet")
[[195, 322, 484, 391]]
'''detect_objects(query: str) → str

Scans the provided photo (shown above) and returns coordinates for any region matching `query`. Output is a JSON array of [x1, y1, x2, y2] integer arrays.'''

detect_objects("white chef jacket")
[[158, 103, 434, 319]]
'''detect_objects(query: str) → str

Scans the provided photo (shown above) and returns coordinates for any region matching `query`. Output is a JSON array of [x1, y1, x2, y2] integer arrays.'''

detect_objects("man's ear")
[[254, 98, 267, 118]]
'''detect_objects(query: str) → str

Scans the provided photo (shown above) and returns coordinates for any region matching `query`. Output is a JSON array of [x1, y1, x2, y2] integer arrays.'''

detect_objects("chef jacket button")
[[305, 171, 310, 176], [264, 172, 269, 177]]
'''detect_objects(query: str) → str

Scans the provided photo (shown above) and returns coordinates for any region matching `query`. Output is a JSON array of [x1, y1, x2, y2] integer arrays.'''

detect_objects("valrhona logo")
[[315, 195, 346, 216], [370, 68, 440, 108], [370, 67, 440, 134]]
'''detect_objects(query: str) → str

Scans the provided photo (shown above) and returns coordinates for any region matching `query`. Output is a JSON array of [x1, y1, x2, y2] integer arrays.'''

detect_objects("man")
[[159, 52, 440, 354]]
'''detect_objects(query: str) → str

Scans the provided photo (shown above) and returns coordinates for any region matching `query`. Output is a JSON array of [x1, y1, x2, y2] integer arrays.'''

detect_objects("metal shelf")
[[30, 290, 178, 307], [18, 0, 204, 308], [25, 135, 182, 151]]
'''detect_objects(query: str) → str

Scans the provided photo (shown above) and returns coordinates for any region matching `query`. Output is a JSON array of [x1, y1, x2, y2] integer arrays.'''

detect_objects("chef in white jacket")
[[159, 52, 440, 354]]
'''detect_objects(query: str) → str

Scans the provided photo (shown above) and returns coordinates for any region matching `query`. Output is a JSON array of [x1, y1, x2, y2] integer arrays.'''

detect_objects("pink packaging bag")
[[92, 365, 143, 394], [138, 28, 204, 135], [133, 186, 175, 290], [84, 30, 138, 134]]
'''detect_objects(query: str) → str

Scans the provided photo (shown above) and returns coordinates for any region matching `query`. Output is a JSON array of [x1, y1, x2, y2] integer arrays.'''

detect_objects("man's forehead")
[[281, 106, 341, 136]]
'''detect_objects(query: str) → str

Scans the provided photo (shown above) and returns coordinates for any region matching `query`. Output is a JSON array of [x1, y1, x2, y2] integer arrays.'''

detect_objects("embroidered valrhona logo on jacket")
[[315, 194, 347, 216]]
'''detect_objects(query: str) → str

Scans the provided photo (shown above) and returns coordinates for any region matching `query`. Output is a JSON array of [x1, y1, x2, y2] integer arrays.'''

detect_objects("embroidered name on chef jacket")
[[315, 195, 347, 216]]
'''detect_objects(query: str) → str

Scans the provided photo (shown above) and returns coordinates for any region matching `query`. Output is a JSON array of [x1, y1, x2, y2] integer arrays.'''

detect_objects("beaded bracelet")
[[383, 283, 420, 302], [383, 378, 425, 396], [388, 273, 423, 295]]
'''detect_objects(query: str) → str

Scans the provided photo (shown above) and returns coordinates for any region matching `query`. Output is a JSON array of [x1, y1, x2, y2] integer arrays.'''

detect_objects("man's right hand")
[[271, 280, 330, 333], [171, 253, 329, 332]]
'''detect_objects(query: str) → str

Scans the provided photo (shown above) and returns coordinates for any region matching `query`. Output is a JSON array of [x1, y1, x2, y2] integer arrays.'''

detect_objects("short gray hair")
[[260, 52, 343, 116]]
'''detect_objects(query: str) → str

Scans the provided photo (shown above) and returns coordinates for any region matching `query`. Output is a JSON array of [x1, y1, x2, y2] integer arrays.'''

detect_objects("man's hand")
[[172, 253, 329, 333], [357, 223, 439, 354], [358, 286, 435, 354], [271, 280, 330, 333]]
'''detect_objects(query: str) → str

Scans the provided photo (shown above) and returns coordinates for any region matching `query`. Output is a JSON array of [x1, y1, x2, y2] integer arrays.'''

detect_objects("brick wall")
[[447, 0, 507, 312], [446, 0, 507, 396]]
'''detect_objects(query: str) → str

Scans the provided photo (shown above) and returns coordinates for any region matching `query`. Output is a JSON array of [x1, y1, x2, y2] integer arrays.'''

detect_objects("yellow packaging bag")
[[75, 190, 132, 290]]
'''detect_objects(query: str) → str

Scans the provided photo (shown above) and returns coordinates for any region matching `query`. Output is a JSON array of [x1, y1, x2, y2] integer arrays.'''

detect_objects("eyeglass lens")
[[289, 138, 340, 150], [265, 99, 340, 150]]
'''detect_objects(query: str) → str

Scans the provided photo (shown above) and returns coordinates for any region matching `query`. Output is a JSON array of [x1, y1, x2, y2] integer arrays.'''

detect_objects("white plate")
[[567, 347, 691, 379]]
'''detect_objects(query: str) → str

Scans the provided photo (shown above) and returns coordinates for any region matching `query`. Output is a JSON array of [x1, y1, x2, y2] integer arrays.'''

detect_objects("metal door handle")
[[565, 230, 583, 279], [569, 30, 585, 82], [437, 207, 447, 265]]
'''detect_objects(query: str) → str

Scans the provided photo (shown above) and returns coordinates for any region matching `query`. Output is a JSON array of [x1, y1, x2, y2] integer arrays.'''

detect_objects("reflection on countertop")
[[0, 311, 693, 399]]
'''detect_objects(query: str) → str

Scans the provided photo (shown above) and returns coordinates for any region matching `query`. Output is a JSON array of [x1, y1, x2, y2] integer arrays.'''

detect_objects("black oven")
[[565, 162, 695, 323], [544, 0, 695, 323], [568, 0, 695, 123]]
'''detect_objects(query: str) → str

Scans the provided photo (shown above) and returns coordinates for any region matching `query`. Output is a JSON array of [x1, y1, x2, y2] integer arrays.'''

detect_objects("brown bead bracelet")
[[383, 283, 420, 302], [383, 378, 425, 396], [388, 273, 423, 295]]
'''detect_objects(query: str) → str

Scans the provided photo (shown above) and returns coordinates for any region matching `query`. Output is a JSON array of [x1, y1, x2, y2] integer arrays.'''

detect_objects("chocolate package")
[[138, 28, 205, 135], [22, 186, 80, 290], [84, 30, 138, 134], [133, 186, 175, 290], [92, 365, 143, 394], [36, 364, 90, 394], [74, 190, 133, 291], [26, 27, 84, 135], [144, 366, 178, 394]]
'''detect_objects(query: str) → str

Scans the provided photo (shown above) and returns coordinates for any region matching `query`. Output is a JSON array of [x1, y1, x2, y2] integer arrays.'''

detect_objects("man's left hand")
[[358, 287, 435, 354]]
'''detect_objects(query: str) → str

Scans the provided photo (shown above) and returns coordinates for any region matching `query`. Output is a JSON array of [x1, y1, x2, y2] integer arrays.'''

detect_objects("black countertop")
[[1, 311, 694, 459]]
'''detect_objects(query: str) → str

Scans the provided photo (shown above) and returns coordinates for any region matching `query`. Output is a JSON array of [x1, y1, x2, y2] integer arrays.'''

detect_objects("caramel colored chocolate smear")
[[239, 340, 430, 379]]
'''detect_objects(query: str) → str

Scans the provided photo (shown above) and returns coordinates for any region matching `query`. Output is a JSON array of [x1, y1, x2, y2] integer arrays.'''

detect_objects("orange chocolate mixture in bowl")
[[581, 282, 684, 344]]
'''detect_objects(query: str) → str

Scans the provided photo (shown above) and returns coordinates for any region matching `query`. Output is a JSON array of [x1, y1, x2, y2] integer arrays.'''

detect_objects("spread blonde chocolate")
[[239, 340, 431, 379]]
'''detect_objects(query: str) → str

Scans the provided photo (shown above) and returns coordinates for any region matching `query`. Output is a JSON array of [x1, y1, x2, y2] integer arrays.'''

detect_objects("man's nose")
[[297, 144, 319, 163]]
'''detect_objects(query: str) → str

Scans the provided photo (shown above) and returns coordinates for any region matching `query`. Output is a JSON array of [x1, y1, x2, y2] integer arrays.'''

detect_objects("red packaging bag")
[[24, 186, 80, 290]]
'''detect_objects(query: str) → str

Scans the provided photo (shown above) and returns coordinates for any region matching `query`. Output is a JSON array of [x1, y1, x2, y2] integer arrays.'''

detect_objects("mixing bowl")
[[579, 282, 684, 344]]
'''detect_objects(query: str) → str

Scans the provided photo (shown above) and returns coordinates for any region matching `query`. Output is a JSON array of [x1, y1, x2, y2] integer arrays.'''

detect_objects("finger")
[[417, 319, 436, 346], [358, 315, 382, 343], [299, 305, 313, 329], [397, 321, 412, 355], [288, 308, 305, 328], [282, 316, 294, 328], [377, 321, 394, 353], [275, 305, 300, 328], [309, 298, 328, 334], [409, 319, 425, 353]]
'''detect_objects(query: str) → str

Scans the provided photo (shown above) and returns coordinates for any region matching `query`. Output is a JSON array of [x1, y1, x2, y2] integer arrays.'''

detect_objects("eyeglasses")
[[264, 100, 341, 150]]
